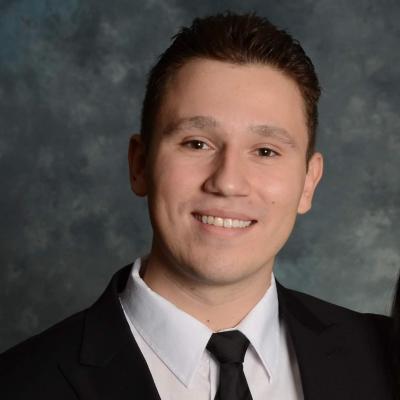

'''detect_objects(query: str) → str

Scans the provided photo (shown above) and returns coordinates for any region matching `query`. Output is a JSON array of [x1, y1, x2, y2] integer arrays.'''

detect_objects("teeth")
[[223, 219, 232, 228], [215, 217, 223, 227], [195, 214, 253, 229]]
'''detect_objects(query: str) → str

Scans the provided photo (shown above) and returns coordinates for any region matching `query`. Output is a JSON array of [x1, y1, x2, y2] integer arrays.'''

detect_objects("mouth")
[[192, 213, 257, 229]]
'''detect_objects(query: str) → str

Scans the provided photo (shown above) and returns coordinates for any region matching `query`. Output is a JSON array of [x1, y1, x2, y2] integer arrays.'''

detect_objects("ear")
[[297, 152, 323, 214], [128, 134, 148, 196]]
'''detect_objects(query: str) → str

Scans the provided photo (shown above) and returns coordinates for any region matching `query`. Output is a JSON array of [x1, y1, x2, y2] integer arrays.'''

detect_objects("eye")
[[182, 140, 210, 150], [256, 147, 279, 157]]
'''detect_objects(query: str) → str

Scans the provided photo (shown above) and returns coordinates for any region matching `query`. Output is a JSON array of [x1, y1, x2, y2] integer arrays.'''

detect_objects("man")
[[0, 12, 393, 400]]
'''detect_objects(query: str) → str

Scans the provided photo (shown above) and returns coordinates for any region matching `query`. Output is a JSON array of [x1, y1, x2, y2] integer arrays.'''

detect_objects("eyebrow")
[[162, 116, 218, 135], [249, 124, 298, 148]]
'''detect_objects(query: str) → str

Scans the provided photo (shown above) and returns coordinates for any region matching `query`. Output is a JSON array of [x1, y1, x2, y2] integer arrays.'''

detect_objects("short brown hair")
[[140, 12, 321, 162]]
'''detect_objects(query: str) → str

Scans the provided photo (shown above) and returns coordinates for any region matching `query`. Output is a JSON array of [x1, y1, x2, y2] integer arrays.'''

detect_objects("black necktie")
[[206, 330, 253, 400]]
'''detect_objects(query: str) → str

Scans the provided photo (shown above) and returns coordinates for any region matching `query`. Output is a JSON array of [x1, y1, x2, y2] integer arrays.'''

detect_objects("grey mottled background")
[[1, 0, 399, 353]]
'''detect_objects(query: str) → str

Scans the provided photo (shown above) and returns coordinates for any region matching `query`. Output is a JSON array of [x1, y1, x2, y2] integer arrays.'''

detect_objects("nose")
[[202, 147, 251, 197]]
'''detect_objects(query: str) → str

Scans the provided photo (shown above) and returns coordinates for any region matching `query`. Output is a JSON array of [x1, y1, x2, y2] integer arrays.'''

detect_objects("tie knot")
[[206, 330, 250, 364]]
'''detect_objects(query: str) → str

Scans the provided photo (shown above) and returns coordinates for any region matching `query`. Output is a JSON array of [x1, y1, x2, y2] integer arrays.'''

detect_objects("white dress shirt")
[[119, 257, 303, 400]]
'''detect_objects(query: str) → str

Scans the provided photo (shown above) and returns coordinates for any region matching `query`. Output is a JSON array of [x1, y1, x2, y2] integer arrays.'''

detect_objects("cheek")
[[255, 166, 306, 208], [154, 162, 197, 195], [153, 149, 210, 189], [148, 154, 200, 215]]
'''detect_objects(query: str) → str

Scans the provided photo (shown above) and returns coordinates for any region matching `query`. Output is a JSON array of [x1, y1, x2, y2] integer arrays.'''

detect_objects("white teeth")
[[214, 217, 223, 227], [195, 214, 253, 229], [223, 219, 232, 228]]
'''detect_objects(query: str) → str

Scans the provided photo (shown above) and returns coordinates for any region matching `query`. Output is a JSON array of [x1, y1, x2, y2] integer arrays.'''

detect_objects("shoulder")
[[279, 283, 393, 371], [277, 284, 394, 398], [277, 282, 392, 343], [0, 309, 87, 397], [279, 282, 389, 322], [0, 265, 134, 399]]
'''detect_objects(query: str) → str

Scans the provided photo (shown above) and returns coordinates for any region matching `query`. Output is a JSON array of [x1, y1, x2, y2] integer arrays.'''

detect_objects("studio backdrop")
[[0, 0, 399, 353]]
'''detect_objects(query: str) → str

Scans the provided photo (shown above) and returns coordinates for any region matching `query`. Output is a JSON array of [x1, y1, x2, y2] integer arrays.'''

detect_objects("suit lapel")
[[277, 282, 359, 400], [59, 265, 161, 400], [277, 282, 393, 400]]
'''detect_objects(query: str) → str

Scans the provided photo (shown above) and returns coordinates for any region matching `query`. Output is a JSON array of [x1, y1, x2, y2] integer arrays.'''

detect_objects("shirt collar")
[[120, 258, 212, 386], [120, 257, 280, 386], [234, 274, 280, 380]]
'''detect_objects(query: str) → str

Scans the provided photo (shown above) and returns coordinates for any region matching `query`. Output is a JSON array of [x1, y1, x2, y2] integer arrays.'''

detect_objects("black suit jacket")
[[0, 265, 394, 399]]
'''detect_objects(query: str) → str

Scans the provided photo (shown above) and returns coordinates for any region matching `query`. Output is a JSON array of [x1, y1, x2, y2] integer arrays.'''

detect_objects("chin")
[[182, 257, 262, 286]]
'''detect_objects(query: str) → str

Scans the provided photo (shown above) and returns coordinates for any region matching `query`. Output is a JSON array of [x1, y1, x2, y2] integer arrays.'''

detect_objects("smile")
[[193, 213, 255, 229]]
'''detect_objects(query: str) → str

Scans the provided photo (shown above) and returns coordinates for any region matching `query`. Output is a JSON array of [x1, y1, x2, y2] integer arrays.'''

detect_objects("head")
[[141, 12, 321, 164], [129, 13, 323, 293]]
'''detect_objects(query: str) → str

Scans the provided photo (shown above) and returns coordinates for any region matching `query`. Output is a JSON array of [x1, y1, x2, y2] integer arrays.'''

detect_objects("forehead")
[[155, 59, 308, 146]]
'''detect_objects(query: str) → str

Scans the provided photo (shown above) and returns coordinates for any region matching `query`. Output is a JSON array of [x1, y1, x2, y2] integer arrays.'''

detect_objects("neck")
[[142, 254, 272, 331]]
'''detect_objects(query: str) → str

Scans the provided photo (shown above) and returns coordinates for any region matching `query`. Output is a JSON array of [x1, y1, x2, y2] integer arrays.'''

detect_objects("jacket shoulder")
[[280, 283, 390, 325], [0, 309, 86, 377], [0, 310, 88, 399], [279, 284, 392, 363]]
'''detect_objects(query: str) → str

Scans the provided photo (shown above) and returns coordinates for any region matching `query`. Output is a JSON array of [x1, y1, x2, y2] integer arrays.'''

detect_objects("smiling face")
[[130, 59, 323, 289]]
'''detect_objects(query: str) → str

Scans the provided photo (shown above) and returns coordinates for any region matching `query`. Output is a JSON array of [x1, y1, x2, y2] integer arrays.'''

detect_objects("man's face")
[[130, 59, 322, 287]]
